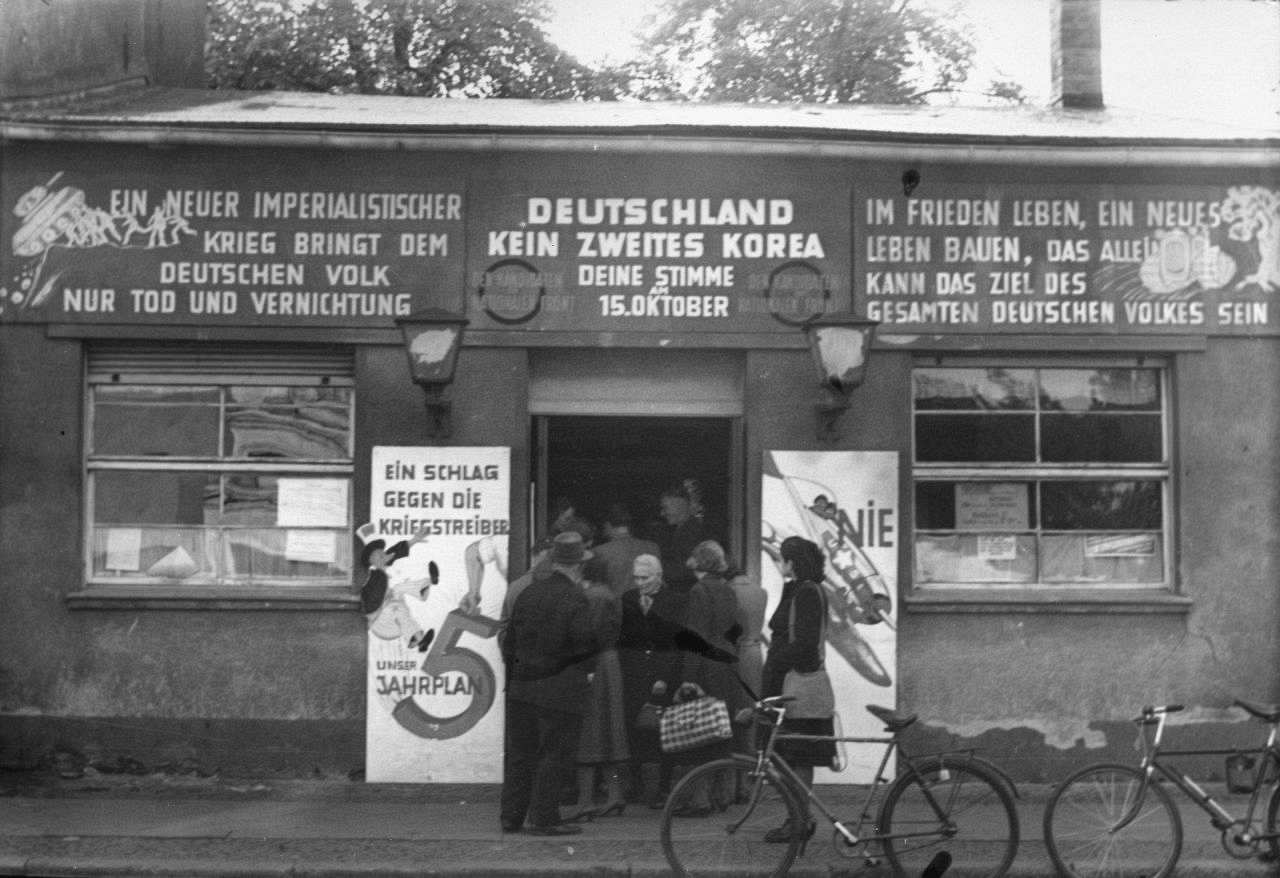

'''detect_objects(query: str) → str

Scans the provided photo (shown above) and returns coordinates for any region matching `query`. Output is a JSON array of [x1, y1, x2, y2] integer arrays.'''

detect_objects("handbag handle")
[[787, 580, 827, 669]]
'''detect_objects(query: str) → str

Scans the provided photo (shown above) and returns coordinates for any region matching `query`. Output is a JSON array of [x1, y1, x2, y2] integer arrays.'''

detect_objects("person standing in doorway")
[[653, 481, 710, 594], [499, 531, 597, 836], [592, 503, 660, 598]]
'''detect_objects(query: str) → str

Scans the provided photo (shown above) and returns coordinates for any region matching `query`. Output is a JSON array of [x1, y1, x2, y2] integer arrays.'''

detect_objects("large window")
[[913, 363, 1169, 589], [86, 348, 354, 589]]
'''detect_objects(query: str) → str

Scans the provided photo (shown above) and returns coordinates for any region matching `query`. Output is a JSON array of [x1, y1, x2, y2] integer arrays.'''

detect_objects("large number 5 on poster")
[[390, 610, 499, 739]]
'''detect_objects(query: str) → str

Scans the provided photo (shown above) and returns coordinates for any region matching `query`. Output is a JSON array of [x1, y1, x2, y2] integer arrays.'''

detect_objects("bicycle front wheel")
[[661, 755, 806, 877], [879, 755, 1020, 878], [1043, 763, 1182, 878]]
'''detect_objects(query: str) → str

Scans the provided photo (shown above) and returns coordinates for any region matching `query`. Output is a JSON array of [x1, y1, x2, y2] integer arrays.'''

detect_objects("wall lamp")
[[804, 313, 879, 441], [396, 308, 469, 439]]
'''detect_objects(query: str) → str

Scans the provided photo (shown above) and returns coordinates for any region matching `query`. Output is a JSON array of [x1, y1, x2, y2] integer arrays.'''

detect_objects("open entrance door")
[[533, 415, 741, 565], [527, 349, 745, 568]]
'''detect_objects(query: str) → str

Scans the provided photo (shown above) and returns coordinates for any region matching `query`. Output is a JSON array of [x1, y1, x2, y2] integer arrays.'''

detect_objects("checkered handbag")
[[659, 696, 732, 753]]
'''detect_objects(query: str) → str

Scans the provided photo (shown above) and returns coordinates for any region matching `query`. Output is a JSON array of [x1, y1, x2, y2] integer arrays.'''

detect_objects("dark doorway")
[[535, 415, 736, 554]]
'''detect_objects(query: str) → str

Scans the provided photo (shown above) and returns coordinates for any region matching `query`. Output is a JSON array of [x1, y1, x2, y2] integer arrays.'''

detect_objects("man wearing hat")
[[499, 531, 597, 835]]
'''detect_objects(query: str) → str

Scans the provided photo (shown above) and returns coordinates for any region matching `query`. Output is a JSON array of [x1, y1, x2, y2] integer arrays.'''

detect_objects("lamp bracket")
[[815, 390, 851, 443], [417, 383, 453, 439]]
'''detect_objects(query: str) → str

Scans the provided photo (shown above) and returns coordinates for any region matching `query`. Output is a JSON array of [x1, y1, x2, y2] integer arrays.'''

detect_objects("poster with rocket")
[[761, 450, 898, 783], [364, 446, 510, 783]]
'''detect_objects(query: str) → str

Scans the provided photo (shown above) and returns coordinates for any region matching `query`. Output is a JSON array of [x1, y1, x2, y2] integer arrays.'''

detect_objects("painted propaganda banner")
[[0, 154, 464, 325], [364, 446, 510, 783], [467, 181, 849, 332], [857, 184, 1280, 336], [761, 450, 898, 784]]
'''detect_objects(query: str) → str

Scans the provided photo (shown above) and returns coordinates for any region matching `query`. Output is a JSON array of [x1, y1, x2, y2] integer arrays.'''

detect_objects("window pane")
[[915, 481, 1037, 529], [914, 368, 1035, 410], [91, 525, 216, 581], [915, 414, 1036, 462], [92, 386, 220, 456], [220, 473, 280, 525], [915, 534, 1036, 584], [1040, 480, 1162, 530], [1041, 413, 1163, 462], [223, 527, 351, 582], [1039, 369, 1161, 412], [225, 386, 351, 460], [914, 481, 956, 529], [1040, 533, 1164, 583], [94, 470, 218, 525]]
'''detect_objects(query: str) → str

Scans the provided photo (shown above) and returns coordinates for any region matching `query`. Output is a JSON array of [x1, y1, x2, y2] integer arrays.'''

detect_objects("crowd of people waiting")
[[498, 483, 833, 839]]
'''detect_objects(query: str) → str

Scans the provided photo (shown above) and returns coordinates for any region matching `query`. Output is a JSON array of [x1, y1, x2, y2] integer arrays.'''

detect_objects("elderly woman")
[[618, 553, 688, 808], [761, 536, 835, 843]]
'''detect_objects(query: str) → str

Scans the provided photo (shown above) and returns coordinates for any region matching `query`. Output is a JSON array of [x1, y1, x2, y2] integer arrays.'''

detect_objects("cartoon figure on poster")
[[362, 528, 508, 740], [357, 523, 436, 652], [762, 450, 896, 688], [363, 446, 511, 784]]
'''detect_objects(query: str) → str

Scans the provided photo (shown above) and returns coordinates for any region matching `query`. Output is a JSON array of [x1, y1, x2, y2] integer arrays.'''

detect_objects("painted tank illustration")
[[12, 174, 87, 257]]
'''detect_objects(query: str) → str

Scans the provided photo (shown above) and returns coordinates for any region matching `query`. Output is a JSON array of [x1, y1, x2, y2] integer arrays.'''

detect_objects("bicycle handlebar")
[[1135, 704, 1184, 723]]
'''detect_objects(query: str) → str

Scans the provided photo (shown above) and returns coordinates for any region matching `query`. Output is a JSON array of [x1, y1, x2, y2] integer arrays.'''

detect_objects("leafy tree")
[[639, 0, 1004, 103], [206, 0, 623, 98]]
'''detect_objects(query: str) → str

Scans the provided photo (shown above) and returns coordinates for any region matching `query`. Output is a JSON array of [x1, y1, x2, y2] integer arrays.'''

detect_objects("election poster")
[[761, 450, 899, 783], [364, 446, 510, 783]]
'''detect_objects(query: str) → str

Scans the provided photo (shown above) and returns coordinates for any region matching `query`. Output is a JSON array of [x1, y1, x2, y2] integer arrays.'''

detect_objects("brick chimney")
[[1051, 0, 1104, 109]]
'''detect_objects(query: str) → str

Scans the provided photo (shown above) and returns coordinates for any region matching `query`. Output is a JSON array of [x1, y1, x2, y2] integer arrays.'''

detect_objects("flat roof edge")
[[3, 119, 1278, 168]]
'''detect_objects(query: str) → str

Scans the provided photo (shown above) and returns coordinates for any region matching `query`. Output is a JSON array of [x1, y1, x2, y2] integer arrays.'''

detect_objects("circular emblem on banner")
[[477, 258, 545, 325], [765, 260, 831, 326]]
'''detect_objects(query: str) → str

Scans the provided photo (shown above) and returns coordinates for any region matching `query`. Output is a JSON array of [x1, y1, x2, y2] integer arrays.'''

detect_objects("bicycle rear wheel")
[[879, 755, 1019, 878], [1043, 763, 1182, 878], [661, 755, 806, 877]]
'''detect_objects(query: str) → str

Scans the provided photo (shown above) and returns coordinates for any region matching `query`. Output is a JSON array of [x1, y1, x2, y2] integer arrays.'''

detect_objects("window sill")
[[904, 588, 1192, 614], [66, 585, 360, 611]]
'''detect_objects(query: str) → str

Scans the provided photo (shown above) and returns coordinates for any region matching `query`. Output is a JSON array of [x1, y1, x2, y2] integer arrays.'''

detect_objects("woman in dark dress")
[[761, 536, 835, 842], [669, 539, 741, 813], [568, 556, 630, 820]]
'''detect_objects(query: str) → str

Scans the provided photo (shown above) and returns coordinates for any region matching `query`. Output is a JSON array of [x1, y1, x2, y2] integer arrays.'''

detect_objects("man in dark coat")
[[499, 531, 597, 835]]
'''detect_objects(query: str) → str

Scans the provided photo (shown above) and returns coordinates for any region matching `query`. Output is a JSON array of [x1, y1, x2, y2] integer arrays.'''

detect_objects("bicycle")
[[659, 694, 1021, 877], [1042, 699, 1280, 878]]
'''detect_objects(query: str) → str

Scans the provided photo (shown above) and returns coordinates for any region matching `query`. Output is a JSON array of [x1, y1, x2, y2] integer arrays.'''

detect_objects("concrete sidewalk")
[[0, 773, 1276, 877]]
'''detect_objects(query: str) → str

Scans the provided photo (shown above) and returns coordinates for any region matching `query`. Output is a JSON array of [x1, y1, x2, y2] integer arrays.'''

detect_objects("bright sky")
[[544, 0, 1280, 127]]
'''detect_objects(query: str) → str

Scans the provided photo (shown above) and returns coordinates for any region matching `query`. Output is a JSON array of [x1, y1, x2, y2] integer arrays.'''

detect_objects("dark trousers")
[[500, 698, 582, 829]]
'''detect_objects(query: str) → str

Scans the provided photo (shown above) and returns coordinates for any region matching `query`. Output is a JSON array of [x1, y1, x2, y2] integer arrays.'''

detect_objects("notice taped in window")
[[956, 483, 1028, 531]]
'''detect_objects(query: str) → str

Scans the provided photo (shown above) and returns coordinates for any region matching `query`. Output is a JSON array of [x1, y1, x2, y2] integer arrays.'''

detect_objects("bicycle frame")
[[748, 706, 975, 848], [1115, 707, 1280, 844]]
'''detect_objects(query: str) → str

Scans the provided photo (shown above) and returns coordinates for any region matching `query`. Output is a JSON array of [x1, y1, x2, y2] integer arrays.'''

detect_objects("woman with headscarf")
[[566, 556, 630, 821], [761, 536, 836, 843], [618, 553, 687, 808]]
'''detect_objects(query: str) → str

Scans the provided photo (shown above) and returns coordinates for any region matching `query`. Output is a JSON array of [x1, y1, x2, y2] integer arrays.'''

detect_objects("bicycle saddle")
[[867, 704, 917, 731], [1235, 698, 1280, 722]]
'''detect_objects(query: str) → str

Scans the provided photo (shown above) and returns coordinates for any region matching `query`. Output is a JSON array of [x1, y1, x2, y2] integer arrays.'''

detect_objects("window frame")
[[73, 352, 358, 610], [908, 356, 1185, 611]]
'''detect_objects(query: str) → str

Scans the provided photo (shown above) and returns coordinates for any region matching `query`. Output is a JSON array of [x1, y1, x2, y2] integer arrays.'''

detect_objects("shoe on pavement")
[[526, 823, 582, 836], [500, 821, 523, 833]]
